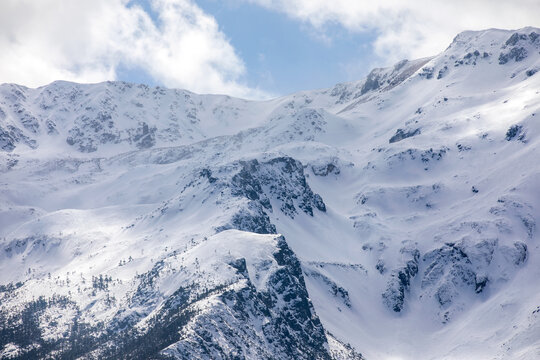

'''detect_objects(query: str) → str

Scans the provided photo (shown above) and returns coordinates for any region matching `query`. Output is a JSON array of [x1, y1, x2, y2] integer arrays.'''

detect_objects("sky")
[[1, 0, 539, 99]]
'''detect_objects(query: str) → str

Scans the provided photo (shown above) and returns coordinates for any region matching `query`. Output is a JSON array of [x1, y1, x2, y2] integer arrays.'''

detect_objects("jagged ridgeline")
[[1, 27, 540, 359]]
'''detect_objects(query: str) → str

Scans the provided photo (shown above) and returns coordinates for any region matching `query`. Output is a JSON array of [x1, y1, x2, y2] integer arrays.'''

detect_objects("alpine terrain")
[[1, 27, 540, 359]]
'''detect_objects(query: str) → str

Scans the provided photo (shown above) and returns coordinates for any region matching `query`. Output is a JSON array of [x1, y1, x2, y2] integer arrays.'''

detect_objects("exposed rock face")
[[328, 58, 431, 105], [0, 233, 335, 360], [381, 238, 529, 317], [150, 236, 332, 360], [505, 124, 526, 141], [382, 249, 420, 312], [224, 202, 277, 235], [229, 157, 326, 220], [0, 125, 37, 151], [419, 239, 528, 322], [311, 158, 341, 176], [499, 47, 528, 64], [499, 32, 539, 64], [389, 128, 421, 143]]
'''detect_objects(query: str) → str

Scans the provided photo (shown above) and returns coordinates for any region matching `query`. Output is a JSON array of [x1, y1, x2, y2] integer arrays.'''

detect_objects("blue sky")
[[188, 1, 378, 95], [121, 0, 379, 95], [0, 0, 538, 98]]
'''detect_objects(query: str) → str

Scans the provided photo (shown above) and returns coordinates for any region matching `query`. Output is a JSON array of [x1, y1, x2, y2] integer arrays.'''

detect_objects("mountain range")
[[1, 27, 540, 359]]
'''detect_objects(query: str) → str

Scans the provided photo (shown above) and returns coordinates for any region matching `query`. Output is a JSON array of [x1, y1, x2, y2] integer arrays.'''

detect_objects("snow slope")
[[1, 27, 540, 359]]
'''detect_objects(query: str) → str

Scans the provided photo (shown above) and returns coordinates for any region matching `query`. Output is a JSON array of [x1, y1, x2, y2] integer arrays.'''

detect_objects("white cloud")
[[0, 0, 266, 98], [245, 0, 540, 63], [3, 1, 538, 97]]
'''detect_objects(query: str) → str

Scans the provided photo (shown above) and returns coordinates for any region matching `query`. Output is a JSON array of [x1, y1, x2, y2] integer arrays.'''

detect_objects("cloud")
[[0, 0, 266, 98], [245, 0, 540, 63]]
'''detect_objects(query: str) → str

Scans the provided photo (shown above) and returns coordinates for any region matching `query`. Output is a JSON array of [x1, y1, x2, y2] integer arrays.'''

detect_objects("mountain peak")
[[447, 26, 540, 54]]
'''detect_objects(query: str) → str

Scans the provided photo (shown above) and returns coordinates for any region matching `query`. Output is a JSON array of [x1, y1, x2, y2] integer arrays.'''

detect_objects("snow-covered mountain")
[[1, 27, 540, 359]]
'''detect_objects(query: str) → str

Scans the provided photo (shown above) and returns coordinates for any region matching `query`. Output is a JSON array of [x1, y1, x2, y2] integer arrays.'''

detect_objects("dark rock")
[[505, 124, 525, 141], [225, 201, 277, 234], [133, 122, 156, 149], [19, 113, 40, 133], [304, 268, 351, 308], [231, 159, 267, 203], [420, 147, 447, 162], [382, 249, 420, 312], [0, 125, 37, 152], [505, 33, 521, 46], [421, 242, 477, 308], [67, 127, 97, 152], [217, 157, 327, 234], [521, 216, 536, 239], [330, 83, 353, 104], [0, 126, 17, 151], [475, 275, 488, 293], [389, 128, 421, 143], [232, 157, 326, 219], [46, 120, 58, 135], [327, 332, 365, 360], [456, 143, 471, 152], [510, 47, 528, 61], [437, 66, 448, 79], [526, 68, 538, 77], [506, 242, 528, 265], [416, 237, 527, 315], [312, 162, 340, 176], [376, 260, 386, 274], [199, 168, 217, 183], [360, 70, 381, 95], [419, 67, 434, 79], [261, 236, 332, 359], [229, 258, 249, 276], [499, 47, 528, 64]]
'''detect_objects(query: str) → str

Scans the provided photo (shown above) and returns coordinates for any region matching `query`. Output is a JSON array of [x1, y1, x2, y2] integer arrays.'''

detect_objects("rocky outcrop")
[[499, 31, 540, 64], [505, 124, 526, 141], [0, 233, 335, 360], [230, 157, 326, 220], [389, 128, 421, 143], [382, 249, 420, 312]]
